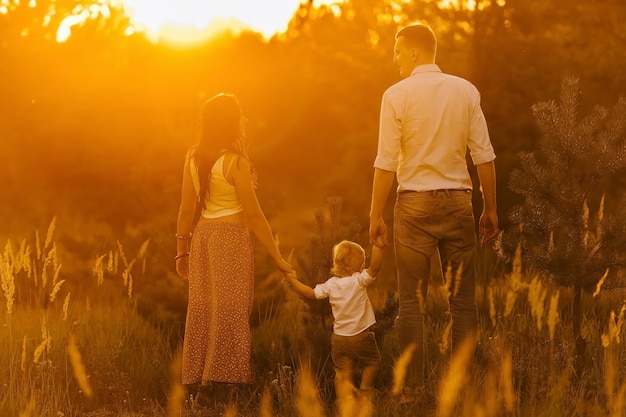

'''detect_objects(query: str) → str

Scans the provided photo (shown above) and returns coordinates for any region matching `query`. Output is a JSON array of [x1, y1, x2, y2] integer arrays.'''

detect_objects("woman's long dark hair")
[[191, 93, 245, 210]]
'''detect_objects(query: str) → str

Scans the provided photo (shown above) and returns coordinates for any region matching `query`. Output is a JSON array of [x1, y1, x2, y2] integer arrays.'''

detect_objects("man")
[[369, 23, 499, 399]]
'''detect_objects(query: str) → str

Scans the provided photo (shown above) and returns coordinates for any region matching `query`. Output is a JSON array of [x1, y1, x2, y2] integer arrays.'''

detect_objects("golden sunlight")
[[56, 0, 343, 44], [111, 0, 342, 44]]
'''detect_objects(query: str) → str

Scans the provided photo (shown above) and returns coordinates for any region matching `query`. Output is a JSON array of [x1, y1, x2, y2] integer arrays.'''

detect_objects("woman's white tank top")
[[190, 154, 244, 218]]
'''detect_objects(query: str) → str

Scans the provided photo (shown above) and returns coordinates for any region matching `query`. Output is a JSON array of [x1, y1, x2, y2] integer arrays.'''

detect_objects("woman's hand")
[[176, 257, 189, 280], [284, 270, 298, 284]]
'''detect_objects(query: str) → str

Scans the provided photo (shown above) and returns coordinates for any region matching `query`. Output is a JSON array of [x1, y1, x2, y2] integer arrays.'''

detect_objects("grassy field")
[[2, 221, 626, 417]]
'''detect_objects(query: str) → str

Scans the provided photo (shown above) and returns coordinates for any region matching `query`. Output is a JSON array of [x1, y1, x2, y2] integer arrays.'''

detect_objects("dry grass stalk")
[[528, 275, 547, 331], [43, 216, 56, 252], [41, 243, 58, 292], [504, 243, 524, 318], [0, 254, 15, 314], [392, 343, 416, 396], [511, 243, 522, 281], [67, 333, 93, 397], [593, 269, 609, 297], [18, 395, 36, 417], [126, 268, 134, 299], [503, 289, 517, 319], [33, 315, 52, 364], [601, 304, 626, 348], [18, 239, 32, 278], [499, 347, 515, 413], [296, 365, 326, 417], [597, 194, 605, 241], [259, 388, 274, 417], [117, 241, 129, 270], [481, 369, 498, 416], [223, 405, 239, 417], [137, 238, 151, 259], [611, 384, 626, 417], [583, 199, 590, 248], [35, 230, 41, 261], [33, 336, 52, 364], [93, 254, 106, 287], [49, 278, 65, 302], [107, 250, 114, 272], [335, 376, 357, 416], [439, 320, 452, 354], [335, 377, 374, 417], [166, 350, 184, 417], [547, 291, 560, 341], [604, 346, 617, 412], [437, 337, 475, 417], [21, 335, 27, 373], [487, 286, 497, 328], [62, 293, 71, 321]]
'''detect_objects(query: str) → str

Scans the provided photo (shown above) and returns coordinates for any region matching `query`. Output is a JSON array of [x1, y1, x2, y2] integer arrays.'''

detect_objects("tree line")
[[1, 0, 625, 292]]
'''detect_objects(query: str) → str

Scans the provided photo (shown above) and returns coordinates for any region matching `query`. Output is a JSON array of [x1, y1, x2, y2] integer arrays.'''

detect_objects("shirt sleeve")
[[357, 270, 375, 287], [374, 88, 402, 172], [313, 282, 329, 300], [467, 92, 496, 165]]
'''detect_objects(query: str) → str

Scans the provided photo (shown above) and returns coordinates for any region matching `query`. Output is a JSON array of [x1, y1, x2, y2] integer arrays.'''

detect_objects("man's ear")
[[411, 47, 420, 63]]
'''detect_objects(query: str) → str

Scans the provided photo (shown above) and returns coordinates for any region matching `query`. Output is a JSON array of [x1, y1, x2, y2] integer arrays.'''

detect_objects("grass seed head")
[[392, 343, 417, 396], [62, 293, 71, 321], [67, 333, 93, 397], [548, 291, 560, 341], [438, 336, 475, 417]]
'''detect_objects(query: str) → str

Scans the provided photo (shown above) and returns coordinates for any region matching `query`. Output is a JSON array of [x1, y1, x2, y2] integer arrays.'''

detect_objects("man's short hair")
[[396, 24, 437, 56]]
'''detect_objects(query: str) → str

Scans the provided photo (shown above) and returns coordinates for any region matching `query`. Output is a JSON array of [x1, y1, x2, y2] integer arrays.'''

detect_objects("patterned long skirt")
[[181, 221, 254, 384]]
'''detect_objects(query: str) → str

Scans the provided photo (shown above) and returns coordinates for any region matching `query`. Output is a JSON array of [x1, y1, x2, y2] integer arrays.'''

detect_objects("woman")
[[175, 93, 292, 393]]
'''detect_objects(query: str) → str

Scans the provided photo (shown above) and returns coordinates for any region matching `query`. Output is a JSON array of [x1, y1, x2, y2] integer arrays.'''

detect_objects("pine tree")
[[501, 76, 626, 374]]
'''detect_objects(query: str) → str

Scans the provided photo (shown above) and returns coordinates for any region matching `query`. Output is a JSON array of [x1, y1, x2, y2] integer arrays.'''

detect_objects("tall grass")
[[0, 220, 174, 417], [2, 221, 626, 416]]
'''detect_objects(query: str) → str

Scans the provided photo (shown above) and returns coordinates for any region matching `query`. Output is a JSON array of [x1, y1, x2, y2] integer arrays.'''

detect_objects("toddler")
[[284, 240, 382, 400]]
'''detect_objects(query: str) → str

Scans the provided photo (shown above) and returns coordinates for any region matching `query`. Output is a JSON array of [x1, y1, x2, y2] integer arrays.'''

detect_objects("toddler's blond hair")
[[331, 240, 366, 277]]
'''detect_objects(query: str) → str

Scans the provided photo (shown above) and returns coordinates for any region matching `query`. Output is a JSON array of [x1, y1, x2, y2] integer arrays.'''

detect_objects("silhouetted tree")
[[501, 76, 626, 375]]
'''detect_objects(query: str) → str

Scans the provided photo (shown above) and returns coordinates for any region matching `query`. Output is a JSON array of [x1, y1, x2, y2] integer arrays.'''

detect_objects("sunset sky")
[[120, 0, 344, 42]]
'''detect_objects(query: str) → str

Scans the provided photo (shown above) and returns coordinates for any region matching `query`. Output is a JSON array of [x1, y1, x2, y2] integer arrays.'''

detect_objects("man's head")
[[393, 24, 437, 78]]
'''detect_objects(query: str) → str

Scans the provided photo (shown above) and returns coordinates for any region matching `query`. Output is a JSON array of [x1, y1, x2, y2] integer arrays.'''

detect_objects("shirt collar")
[[410, 64, 441, 77]]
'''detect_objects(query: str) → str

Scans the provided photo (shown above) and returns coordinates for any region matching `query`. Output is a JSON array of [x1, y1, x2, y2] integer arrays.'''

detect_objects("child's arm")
[[284, 271, 316, 299], [366, 244, 383, 277]]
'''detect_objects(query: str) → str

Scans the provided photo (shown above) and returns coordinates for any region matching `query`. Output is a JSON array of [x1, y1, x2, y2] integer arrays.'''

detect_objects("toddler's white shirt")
[[314, 270, 376, 336]]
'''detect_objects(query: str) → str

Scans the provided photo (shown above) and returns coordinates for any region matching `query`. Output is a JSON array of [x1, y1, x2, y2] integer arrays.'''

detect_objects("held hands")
[[369, 216, 389, 248], [177, 256, 292, 282], [284, 270, 298, 283]]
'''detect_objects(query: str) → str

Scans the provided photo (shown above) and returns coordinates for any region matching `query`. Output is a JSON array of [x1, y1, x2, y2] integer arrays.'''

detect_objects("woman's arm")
[[175, 155, 197, 279], [284, 271, 316, 299], [231, 156, 292, 273]]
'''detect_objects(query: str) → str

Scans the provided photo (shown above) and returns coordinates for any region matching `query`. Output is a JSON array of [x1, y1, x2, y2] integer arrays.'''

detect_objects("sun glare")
[[125, 0, 299, 42], [54, 0, 343, 45], [55, 0, 343, 44]]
